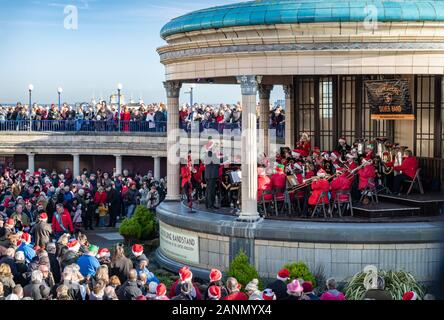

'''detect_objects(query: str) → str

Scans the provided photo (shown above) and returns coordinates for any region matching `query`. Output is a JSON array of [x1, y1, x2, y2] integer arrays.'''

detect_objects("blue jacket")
[[17, 243, 36, 264], [136, 267, 160, 284], [77, 255, 100, 278]]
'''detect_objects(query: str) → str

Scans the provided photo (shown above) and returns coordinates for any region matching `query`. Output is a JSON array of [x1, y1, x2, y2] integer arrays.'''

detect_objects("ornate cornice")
[[163, 81, 182, 98], [237, 76, 262, 96]]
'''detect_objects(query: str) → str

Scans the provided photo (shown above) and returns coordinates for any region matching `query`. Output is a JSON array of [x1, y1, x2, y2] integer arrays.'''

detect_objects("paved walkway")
[[82, 223, 124, 249]]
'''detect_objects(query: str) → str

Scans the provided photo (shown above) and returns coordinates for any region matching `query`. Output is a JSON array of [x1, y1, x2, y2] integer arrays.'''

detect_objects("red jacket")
[[358, 164, 376, 190], [181, 165, 192, 188], [223, 292, 248, 300], [94, 191, 108, 205], [394, 156, 418, 179], [258, 175, 273, 201], [331, 174, 352, 202], [271, 171, 286, 199], [308, 179, 330, 205], [51, 208, 74, 233]]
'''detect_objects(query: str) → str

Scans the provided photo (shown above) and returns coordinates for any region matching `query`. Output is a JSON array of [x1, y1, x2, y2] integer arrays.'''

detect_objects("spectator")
[[320, 278, 346, 301], [302, 281, 319, 300], [266, 268, 290, 300], [223, 277, 248, 300], [116, 269, 142, 300], [362, 276, 393, 300]]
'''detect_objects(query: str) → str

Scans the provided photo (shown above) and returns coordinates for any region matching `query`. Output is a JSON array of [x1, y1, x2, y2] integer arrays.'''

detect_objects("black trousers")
[[108, 205, 119, 227], [393, 173, 410, 194], [183, 182, 193, 208], [205, 178, 217, 209]]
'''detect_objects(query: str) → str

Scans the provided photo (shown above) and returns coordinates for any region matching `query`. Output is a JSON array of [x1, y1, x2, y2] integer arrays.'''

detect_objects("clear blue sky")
[[0, 0, 283, 105]]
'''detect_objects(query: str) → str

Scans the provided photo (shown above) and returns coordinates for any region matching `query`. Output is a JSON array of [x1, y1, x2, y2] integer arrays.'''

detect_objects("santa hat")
[[301, 132, 309, 140], [97, 248, 111, 259], [339, 137, 346, 143], [156, 283, 167, 297], [331, 151, 340, 159], [39, 213, 48, 221], [402, 291, 418, 300], [179, 266, 193, 283], [5, 218, 14, 228], [346, 153, 355, 160], [275, 164, 285, 173], [209, 269, 222, 282], [287, 280, 304, 294], [262, 288, 276, 301], [291, 150, 301, 158], [294, 163, 303, 172], [132, 244, 144, 257], [317, 169, 327, 178], [208, 286, 221, 300], [67, 240, 80, 252], [21, 233, 31, 244], [277, 269, 290, 281]]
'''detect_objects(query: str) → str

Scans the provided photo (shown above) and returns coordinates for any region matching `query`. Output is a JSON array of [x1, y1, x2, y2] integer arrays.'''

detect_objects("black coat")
[[266, 279, 288, 300], [110, 257, 133, 283], [116, 280, 142, 300]]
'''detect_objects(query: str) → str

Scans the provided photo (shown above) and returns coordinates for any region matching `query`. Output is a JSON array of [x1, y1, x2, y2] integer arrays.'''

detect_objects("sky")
[[0, 0, 284, 105]]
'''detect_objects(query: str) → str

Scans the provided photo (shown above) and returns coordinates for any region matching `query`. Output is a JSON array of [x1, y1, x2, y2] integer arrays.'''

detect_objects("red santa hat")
[[402, 291, 418, 300], [21, 233, 31, 244], [317, 169, 327, 178], [5, 218, 14, 228], [331, 151, 340, 159], [209, 269, 222, 282], [208, 286, 221, 300], [67, 240, 80, 252], [132, 244, 144, 257], [156, 283, 167, 297], [39, 213, 48, 221], [291, 150, 301, 158], [262, 288, 276, 301], [97, 248, 111, 259], [346, 153, 355, 160], [339, 136, 346, 143], [179, 266, 193, 283], [277, 269, 290, 281]]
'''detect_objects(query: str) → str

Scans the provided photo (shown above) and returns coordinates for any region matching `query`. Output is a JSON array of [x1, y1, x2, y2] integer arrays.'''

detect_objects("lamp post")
[[57, 87, 63, 111], [28, 84, 34, 131], [186, 84, 196, 107], [117, 83, 122, 131]]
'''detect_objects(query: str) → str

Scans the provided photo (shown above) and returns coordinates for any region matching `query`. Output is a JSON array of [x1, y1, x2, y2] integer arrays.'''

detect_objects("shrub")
[[118, 205, 157, 240], [227, 250, 262, 291], [344, 268, 425, 300], [282, 262, 317, 287]]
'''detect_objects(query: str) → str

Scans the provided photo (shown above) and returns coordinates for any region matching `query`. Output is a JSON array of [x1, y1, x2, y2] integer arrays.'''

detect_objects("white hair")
[[31, 270, 43, 283], [14, 251, 25, 262]]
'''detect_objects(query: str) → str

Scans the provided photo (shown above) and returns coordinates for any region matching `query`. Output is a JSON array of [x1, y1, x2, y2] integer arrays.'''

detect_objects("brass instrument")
[[375, 138, 394, 175], [393, 145, 408, 176]]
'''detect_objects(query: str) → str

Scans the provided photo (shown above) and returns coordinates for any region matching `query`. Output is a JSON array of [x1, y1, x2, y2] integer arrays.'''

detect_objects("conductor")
[[204, 149, 221, 210]]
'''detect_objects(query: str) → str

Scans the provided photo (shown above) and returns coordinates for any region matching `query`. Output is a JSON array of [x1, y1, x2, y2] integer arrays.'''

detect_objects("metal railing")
[[180, 121, 285, 138]]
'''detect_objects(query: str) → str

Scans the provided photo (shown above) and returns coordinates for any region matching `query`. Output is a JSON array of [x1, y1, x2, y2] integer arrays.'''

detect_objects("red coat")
[[358, 164, 376, 190], [331, 175, 352, 202], [297, 141, 311, 157], [181, 165, 192, 188], [193, 163, 205, 183], [223, 292, 249, 300], [94, 191, 108, 205], [308, 179, 330, 205], [258, 175, 272, 201], [271, 171, 286, 199], [394, 156, 418, 179], [51, 208, 74, 233]]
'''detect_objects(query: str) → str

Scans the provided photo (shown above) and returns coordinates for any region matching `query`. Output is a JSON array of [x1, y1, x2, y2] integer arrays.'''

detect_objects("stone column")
[[283, 84, 295, 148], [237, 75, 262, 222], [154, 156, 161, 181], [258, 84, 273, 156], [164, 81, 182, 201], [115, 155, 123, 176], [72, 154, 80, 178], [27, 153, 35, 173]]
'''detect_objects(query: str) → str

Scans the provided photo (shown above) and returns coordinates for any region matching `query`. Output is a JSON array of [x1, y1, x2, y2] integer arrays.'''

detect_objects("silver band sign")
[[365, 79, 415, 120]]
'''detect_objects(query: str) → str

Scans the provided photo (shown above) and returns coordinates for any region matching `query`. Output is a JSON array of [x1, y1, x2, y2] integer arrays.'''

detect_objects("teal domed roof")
[[161, 0, 444, 39]]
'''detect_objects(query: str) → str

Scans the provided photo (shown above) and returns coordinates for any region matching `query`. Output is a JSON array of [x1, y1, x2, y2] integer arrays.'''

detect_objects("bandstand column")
[[237, 75, 262, 222], [27, 153, 35, 173], [115, 155, 123, 176], [72, 154, 80, 178], [164, 81, 182, 201], [154, 156, 161, 180], [283, 84, 295, 148], [258, 84, 273, 156]]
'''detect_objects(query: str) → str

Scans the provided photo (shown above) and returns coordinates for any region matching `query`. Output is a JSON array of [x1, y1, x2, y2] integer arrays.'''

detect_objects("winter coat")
[[77, 255, 100, 278], [331, 174, 352, 202], [31, 221, 52, 248], [320, 289, 346, 300], [266, 279, 288, 300], [116, 280, 142, 300], [358, 164, 376, 190], [308, 178, 330, 205], [110, 256, 133, 283]]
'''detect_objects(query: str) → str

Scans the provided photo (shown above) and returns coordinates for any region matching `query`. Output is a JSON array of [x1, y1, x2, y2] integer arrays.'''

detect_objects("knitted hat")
[[39, 213, 48, 221], [209, 269, 222, 282], [179, 266, 193, 283], [317, 169, 327, 178], [88, 245, 99, 254], [302, 281, 314, 293], [148, 281, 158, 294], [287, 280, 304, 294], [262, 288, 276, 301], [132, 244, 144, 257], [402, 291, 418, 300], [245, 279, 259, 292], [277, 269, 290, 281], [208, 286, 221, 300], [67, 240, 80, 252], [156, 283, 167, 297], [97, 248, 111, 259]]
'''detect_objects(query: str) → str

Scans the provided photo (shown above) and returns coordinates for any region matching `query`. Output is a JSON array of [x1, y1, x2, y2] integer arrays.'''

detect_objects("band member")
[[192, 160, 205, 202], [321, 152, 334, 175], [296, 132, 311, 157], [181, 154, 193, 209], [388, 149, 418, 195], [271, 164, 286, 200], [220, 173, 232, 208], [257, 166, 273, 202], [335, 137, 351, 161], [357, 158, 376, 191], [204, 150, 221, 210], [308, 169, 330, 206], [330, 151, 342, 171], [331, 167, 352, 202], [344, 153, 358, 180]]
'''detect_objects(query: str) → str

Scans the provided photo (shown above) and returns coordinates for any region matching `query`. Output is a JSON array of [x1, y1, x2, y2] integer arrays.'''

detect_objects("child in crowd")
[[97, 203, 108, 227]]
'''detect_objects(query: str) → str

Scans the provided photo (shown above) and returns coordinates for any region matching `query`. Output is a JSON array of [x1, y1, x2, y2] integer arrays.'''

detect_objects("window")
[[415, 75, 435, 158], [319, 77, 334, 150], [297, 77, 316, 143]]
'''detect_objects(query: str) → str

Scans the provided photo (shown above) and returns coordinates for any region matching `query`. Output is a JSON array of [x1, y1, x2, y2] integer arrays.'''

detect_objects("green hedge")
[[227, 250, 262, 291], [119, 205, 156, 240], [282, 262, 317, 287]]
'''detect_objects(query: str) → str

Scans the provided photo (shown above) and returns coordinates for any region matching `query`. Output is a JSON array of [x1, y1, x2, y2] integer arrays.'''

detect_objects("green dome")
[[161, 0, 444, 39]]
